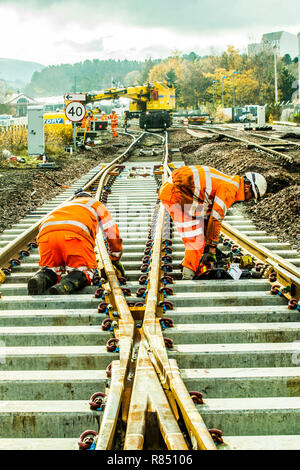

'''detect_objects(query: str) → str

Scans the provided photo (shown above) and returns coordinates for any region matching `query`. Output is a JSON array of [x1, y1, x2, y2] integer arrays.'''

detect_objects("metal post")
[[232, 71, 238, 108], [232, 75, 235, 108], [212, 80, 217, 106], [222, 80, 224, 108], [274, 46, 278, 103], [222, 76, 227, 109], [298, 33, 300, 104], [232, 71, 238, 122], [73, 123, 76, 152]]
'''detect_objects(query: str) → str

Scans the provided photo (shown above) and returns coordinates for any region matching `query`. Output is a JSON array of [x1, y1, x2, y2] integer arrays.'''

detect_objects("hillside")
[[0, 58, 45, 86], [24, 58, 145, 97]]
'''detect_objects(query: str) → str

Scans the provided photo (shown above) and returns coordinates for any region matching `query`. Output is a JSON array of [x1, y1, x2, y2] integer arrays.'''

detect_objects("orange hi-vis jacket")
[[100, 114, 108, 122], [81, 114, 97, 130], [109, 113, 118, 126], [37, 197, 122, 260], [159, 166, 245, 272]]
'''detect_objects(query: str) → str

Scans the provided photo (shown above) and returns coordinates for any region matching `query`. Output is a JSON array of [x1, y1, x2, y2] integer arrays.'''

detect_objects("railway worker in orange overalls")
[[27, 189, 123, 295], [88, 111, 98, 129], [109, 110, 118, 138], [100, 111, 108, 130], [81, 111, 97, 131], [100, 111, 108, 122], [81, 111, 89, 131], [159, 166, 267, 280]]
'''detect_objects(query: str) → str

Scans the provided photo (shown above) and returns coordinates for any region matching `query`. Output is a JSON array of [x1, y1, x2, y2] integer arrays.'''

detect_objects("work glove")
[[112, 260, 126, 278], [200, 252, 217, 267]]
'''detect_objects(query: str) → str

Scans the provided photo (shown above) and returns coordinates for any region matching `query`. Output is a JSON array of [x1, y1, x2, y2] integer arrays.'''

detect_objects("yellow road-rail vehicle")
[[66, 81, 176, 130]]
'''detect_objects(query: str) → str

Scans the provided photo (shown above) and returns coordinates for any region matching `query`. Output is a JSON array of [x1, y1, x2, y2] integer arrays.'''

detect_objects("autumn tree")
[[179, 59, 212, 108], [124, 70, 141, 87]]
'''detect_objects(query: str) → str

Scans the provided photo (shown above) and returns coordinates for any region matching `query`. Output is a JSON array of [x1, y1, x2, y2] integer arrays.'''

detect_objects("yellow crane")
[[69, 81, 175, 130]]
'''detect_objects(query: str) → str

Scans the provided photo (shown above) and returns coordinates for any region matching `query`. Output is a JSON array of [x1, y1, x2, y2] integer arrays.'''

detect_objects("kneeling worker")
[[28, 189, 123, 295], [159, 165, 267, 280]]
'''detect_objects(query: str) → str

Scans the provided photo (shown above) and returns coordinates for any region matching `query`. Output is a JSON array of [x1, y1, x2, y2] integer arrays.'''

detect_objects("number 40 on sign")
[[65, 101, 86, 122]]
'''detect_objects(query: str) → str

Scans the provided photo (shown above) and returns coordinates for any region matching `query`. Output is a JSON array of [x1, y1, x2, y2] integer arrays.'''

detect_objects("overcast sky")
[[0, 0, 299, 65]]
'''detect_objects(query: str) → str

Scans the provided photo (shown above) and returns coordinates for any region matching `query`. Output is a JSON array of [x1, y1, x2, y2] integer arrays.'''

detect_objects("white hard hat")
[[245, 172, 267, 202]]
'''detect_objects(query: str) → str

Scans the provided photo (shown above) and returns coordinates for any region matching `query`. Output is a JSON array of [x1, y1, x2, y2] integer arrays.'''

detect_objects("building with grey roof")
[[248, 31, 298, 58]]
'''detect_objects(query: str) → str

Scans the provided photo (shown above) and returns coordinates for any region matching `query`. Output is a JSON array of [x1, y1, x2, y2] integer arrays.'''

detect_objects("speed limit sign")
[[65, 101, 86, 122]]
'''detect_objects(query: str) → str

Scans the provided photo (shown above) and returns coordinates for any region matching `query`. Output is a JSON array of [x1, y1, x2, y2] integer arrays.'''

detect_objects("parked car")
[[188, 113, 214, 125]]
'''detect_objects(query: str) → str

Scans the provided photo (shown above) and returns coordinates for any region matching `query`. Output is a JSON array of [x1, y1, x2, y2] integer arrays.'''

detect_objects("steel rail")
[[102, 125, 295, 450], [191, 126, 294, 163], [185, 126, 300, 297], [0, 138, 129, 270], [221, 222, 300, 298], [0, 129, 151, 449], [124, 132, 187, 449], [122, 131, 217, 450], [246, 132, 299, 148], [0, 129, 142, 449], [0, 130, 142, 272], [91, 131, 148, 448], [93, 130, 177, 449], [211, 124, 300, 148]]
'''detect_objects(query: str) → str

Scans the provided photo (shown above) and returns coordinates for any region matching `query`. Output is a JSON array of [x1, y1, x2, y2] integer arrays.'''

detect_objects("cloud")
[[0, 0, 299, 65], [1, 0, 300, 33], [56, 39, 104, 53]]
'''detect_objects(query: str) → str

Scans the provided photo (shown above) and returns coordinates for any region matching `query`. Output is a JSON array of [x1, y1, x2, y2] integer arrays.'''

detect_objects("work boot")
[[49, 270, 88, 295], [28, 268, 58, 295], [182, 267, 196, 280]]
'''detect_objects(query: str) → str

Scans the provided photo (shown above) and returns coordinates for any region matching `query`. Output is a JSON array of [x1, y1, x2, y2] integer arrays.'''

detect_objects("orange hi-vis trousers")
[[159, 182, 205, 273], [38, 231, 98, 284], [111, 124, 118, 138]]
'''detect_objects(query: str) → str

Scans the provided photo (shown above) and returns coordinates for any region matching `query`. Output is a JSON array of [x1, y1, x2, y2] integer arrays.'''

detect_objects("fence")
[[0, 116, 28, 128]]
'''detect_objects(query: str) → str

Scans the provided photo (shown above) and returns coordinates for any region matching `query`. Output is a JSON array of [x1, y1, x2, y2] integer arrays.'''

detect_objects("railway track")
[[0, 127, 300, 450], [187, 123, 300, 166]]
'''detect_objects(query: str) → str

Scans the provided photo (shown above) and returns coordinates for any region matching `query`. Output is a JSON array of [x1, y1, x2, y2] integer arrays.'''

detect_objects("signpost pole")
[[64, 100, 86, 153], [73, 123, 77, 152]]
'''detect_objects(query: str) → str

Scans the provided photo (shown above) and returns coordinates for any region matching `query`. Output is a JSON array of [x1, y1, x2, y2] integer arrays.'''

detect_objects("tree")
[[124, 70, 141, 87], [182, 51, 199, 62], [0, 103, 15, 114], [278, 67, 296, 102], [179, 60, 212, 108], [137, 58, 157, 85], [219, 46, 243, 72], [205, 67, 259, 107], [282, 54, 292, 66], [24, 59, 144, 97]]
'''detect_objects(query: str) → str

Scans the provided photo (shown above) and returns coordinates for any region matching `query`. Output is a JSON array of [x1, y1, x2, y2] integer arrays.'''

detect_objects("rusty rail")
[[221, 222, 300, 299], [0, 131, 140, 271], [189, 126, 294, 163]]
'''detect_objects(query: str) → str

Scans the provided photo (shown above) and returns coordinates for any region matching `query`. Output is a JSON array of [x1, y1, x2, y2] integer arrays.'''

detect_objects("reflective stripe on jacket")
[[165, 165, 245, 245], [38, 197, 122, 255]]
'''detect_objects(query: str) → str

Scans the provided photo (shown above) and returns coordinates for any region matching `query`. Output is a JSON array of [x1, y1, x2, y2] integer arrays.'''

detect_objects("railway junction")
[[0, 122, 299, 451]]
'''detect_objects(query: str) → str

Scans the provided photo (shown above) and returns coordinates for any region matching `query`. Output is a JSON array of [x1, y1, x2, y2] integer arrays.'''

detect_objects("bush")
[[293, 113, 300, 124], [266, 103, 281, 122], [0, 124, 73, 156], [44, 124, 73, 155], [0, 126, 27, 155]]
